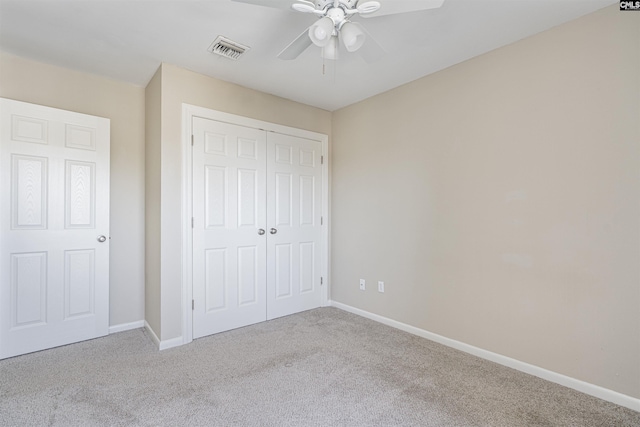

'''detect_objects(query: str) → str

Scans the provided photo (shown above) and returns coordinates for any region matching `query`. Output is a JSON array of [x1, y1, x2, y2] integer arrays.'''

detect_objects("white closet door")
[[192, 117, 267, 338], [266, 132, 323, 320], [0, 98, 110, 359]]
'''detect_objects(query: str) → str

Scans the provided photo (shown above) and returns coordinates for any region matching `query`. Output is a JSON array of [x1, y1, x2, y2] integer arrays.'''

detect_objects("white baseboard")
[[159, 336, 184, 351], [143, 321, 185, 351], [329, 300, 640, 412], [109, 320, 144, 334], [144, 321, 161, 348]]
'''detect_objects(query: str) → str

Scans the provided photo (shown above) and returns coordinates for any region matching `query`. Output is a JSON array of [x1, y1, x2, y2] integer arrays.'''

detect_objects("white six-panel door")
[[0, 98, 110, 359], [191, 116, 323, 338], [192, 117, 268, 338], [266, 132, 322, 320]]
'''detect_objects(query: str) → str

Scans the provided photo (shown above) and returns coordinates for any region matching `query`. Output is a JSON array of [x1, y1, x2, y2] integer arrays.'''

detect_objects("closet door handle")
[[258, 229, 266, 235], [269, 228, 278, 235]]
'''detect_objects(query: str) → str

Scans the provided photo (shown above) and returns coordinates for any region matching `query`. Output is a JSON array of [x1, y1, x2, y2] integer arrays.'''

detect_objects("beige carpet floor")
[[1, 307, 639, 426]]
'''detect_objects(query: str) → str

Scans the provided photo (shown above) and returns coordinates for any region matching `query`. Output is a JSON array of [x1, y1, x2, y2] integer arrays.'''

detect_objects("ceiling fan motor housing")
[[314, 0, 355, 10], [326, 7, 346, 28]]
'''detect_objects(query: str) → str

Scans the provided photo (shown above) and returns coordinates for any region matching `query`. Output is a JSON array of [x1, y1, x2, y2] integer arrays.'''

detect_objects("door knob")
[[269, 228, 278, 235], [258, 229, 266, 235], [97, 235, 107, 243]]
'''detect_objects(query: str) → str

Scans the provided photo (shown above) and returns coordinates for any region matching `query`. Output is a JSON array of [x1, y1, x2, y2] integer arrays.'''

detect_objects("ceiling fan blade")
[[231, 0, 298, 12], [292, 3, 318, 13], [277, 28, 314, 60], [360, 0, 445, 18], [351, 23, 385, 63]]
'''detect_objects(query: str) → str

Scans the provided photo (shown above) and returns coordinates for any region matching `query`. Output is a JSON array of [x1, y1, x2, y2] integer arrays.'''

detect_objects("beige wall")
[[0, 52, 146, 328], [147, 63, 332, 340], [331, 5, 639, 399], [144, 67, 162, 336]]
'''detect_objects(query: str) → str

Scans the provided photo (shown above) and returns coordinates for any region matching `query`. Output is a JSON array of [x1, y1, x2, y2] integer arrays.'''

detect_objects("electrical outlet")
[[378, 281, 384, 293], [359, 279, 366, 291]]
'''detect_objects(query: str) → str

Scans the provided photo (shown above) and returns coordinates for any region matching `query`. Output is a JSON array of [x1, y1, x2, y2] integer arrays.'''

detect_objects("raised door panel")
[[299, 175, 315, 227], [10, 252, 47, 328], [237, 246, 258, 306], [275, 243, 292, 299], [237, 169, 258, 228], [11, 115, 48, 145], [204, 166, 227, 229], [275, 173, 292, 227], [204, 248, 227, 312], [11, 155, 48, 230], [65, 161, 95, 229], [299, 242, 315, 294], [64, 249, 95, 319], [65, 124, 96, 151]]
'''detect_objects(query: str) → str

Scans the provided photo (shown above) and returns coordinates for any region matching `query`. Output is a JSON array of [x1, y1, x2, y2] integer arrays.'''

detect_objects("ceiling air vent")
[[208, 36, 249, 60]]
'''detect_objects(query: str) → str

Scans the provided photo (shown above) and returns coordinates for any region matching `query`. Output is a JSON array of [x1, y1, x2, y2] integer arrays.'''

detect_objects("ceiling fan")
[[232, 0, 445, 62]]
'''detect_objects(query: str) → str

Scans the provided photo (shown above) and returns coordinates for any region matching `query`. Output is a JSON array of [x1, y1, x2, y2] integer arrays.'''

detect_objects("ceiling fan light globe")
[[340, 22, 366, 52], [309, 17, 335, 47]]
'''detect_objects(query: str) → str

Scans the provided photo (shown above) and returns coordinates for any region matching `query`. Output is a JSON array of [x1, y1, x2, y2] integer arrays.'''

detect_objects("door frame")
[[180, 103, 330, 345]]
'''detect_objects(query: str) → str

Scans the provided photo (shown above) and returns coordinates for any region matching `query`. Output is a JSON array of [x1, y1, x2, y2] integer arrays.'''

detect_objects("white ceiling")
[[0, 0, 615, 111]]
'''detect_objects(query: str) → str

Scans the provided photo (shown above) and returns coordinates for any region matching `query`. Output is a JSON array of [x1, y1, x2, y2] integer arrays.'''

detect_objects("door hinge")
[[321, 216, 323, 226], [191, 217, 194, 228], [192, 299, 195, 310], [191, 135, 194, 146], [321, 277, 323, 285], [321, 155, 324, 165]]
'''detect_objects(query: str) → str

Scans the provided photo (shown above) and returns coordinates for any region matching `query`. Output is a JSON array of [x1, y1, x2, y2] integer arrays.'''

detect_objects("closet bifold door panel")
[[265, 132, 322, 320], [192, 118, 267, 338], [191, 117, 323, 339]]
